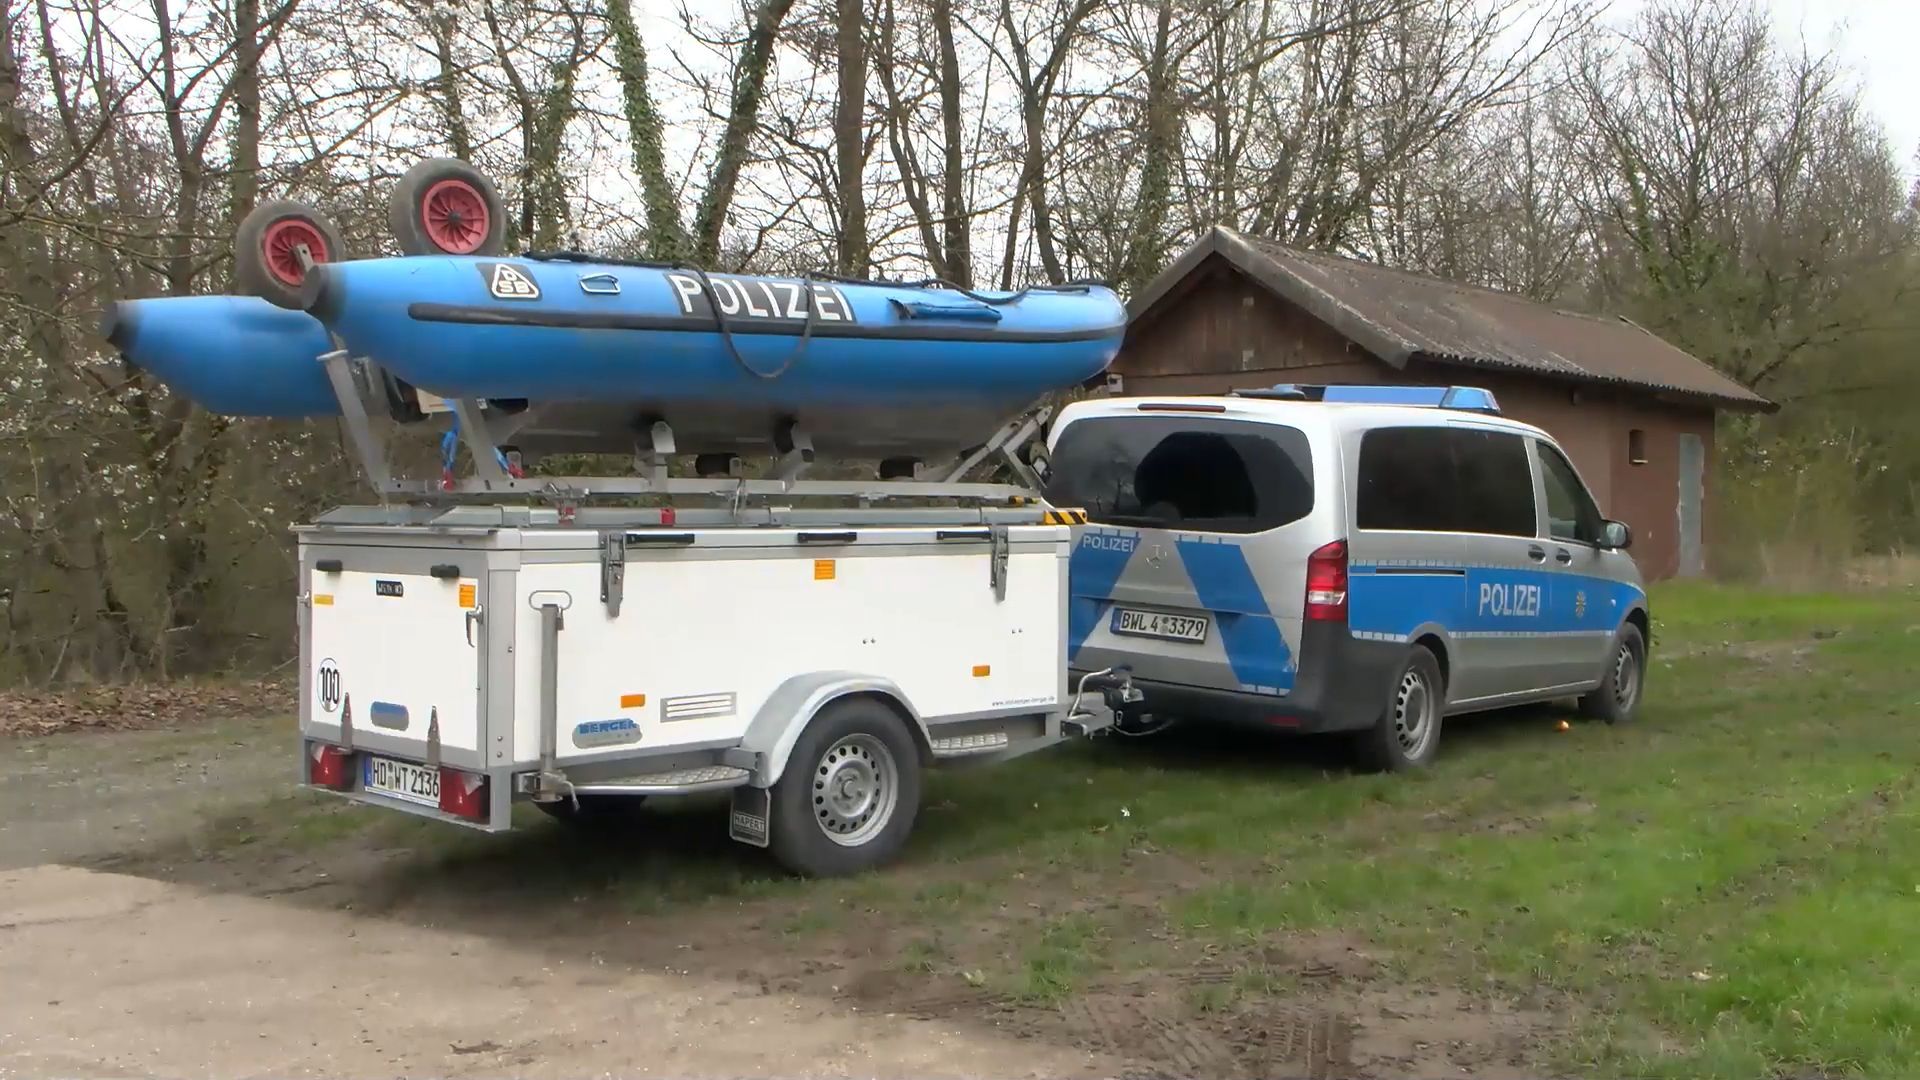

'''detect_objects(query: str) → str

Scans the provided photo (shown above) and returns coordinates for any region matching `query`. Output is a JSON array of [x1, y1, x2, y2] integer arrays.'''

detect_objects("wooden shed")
[[1113, 227, 1775, 579]]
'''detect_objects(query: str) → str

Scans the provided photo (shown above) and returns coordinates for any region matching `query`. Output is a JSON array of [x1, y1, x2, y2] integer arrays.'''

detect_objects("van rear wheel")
[[1353, 645, 1444, 772]]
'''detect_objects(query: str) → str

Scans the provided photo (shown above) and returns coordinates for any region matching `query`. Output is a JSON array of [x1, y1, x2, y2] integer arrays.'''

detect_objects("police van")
[[1042, 384, 1649, 770]]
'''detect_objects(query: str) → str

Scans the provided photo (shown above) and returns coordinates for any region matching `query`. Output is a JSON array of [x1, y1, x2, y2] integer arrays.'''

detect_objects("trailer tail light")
[[438, 768, 488, 822], [1305, 540, 1349, 622], [307, 742, 352, 790]]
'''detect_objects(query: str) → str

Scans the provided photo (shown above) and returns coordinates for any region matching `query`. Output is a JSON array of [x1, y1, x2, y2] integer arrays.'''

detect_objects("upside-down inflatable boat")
[[105, 158, 1124, 460]]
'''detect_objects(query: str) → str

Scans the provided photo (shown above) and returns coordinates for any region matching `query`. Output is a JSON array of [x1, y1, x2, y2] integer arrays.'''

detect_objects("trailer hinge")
[[600, 530, 626, 617], [426, 706, 442, 767], [989, 524, 1010, 601]]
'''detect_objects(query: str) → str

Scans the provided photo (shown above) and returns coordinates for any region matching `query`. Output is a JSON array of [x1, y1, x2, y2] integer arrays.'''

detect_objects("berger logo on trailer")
[[480, 262, 540, 300], [664, 271, 856, 324]]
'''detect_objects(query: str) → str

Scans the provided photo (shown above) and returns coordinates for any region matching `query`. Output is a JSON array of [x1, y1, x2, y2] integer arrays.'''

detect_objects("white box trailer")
[[297, 506, 1134, 876], [292, 364, 1138, 875]]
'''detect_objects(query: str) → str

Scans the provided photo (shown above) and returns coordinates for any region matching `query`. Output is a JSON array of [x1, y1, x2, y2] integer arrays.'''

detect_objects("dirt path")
[[0, 724, 1113, 1079], [0, 718, 291, 871], [0, 864, 1110, 1079]]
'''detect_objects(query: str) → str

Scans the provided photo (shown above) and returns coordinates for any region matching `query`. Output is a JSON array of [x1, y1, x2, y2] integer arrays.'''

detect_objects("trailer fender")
[[739, 672, 927, 786]]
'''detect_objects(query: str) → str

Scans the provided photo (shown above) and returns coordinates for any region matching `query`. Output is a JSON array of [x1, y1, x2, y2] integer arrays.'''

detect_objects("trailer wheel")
[[535, 793, 647, 828], [389, 157, 506, 257], [234, 199, 345, 310], [768, 697, 922, 877]]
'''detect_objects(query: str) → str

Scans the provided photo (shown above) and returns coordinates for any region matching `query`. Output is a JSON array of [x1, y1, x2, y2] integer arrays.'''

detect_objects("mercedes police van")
[[1042, 384, 1648, 770]]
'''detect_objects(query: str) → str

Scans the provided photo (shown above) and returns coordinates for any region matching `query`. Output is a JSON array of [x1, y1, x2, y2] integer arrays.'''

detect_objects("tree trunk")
[[933, 0, 969, 286], [693, 0, 798, 267], [427, 5, 475, 161], [832, 0, 867, 275], [1120, 0, 1175, 296], [608, 0, 687, 260], [228, 0, 261, 225]]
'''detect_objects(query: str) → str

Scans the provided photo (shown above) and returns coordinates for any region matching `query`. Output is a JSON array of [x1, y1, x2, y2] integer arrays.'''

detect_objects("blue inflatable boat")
[[301, 256, 1121, 456], [110, 256, 1124, 459]]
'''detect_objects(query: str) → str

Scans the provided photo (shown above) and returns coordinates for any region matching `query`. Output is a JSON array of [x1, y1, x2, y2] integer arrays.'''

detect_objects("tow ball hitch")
[[1064, 666, 1141, 737]]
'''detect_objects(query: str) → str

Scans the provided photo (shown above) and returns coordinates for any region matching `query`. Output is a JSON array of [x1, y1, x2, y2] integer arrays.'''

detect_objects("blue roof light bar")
[[1232, 383, 1502, 414]]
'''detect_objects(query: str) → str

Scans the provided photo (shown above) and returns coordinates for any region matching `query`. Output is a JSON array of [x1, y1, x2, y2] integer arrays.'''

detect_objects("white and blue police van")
[[1041, 384, 1649, 770]]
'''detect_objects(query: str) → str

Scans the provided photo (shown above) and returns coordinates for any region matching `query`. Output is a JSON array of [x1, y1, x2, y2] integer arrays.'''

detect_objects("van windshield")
[[1043, 415, 1314, 533]]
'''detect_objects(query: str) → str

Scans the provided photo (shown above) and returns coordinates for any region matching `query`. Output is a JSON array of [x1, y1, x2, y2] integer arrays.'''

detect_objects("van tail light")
[[307, 742, 352, 790], [438, 768, 489, 822], [1305, 540, 1349, 622]]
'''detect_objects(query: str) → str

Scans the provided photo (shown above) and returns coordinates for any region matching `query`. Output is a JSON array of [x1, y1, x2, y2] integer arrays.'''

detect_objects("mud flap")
[[728, 786, 771, 848]]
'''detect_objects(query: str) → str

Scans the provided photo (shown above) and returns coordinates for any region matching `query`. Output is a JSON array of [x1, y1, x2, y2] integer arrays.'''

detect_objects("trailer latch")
[[600, 530, 626, 616], [989, 524, 1010, 601]]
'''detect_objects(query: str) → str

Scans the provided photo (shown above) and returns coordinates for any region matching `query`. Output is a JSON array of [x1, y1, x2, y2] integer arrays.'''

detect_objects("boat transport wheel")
[[389, 157, 507, 257], [234, 199, 346, 310]]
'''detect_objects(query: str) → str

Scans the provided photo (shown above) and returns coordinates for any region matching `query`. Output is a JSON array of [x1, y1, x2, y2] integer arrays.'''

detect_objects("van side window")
[[1452, 430, 1537, 537], [1356, 427, 1536, 537], [1043, 416, 1313, 534], [1355, 428, 1453, 531], [1536, 442, 1604, 544]]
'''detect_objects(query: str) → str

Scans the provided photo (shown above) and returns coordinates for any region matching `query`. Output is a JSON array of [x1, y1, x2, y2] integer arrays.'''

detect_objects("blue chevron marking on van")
[[1067, 529, 1139, 661], [1175, 537, 1293, 693]]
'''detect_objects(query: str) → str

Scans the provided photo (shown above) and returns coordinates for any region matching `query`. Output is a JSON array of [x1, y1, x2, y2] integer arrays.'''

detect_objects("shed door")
[[1677, 433, 1705, 578]]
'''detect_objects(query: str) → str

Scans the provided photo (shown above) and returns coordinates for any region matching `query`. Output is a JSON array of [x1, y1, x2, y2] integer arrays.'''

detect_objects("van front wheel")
[[1579, 623, 1645, 724], [1353, 645, 1445, 772]]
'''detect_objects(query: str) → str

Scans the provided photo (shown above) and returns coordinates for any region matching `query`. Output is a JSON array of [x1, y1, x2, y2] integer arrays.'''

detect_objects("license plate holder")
[[1111, 607, 1210, 643], [362, 754, 440, 807]]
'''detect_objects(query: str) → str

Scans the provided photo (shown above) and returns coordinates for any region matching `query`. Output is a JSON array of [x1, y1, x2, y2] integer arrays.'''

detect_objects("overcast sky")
[[1611, 0, 1920, 176]]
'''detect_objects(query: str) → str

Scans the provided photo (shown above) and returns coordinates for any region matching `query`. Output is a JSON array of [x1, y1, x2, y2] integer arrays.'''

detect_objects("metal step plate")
[[571, 764, 751, 795], [929, 731, 1011, 757]]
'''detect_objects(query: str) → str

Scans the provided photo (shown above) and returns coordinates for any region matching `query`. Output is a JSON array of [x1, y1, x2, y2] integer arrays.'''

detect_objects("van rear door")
[[1044, 411, 1320, 698]]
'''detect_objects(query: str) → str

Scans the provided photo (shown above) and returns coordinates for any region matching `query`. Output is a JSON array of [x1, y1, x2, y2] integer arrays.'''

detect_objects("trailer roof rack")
[[311, 343, 1052, 517], [1229, 383, 1502, 414]]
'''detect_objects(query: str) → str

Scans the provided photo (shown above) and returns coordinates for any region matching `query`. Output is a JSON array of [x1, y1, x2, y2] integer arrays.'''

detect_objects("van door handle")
[[1526, 546, 1547, 562], [1555, 549, 1574, 565]]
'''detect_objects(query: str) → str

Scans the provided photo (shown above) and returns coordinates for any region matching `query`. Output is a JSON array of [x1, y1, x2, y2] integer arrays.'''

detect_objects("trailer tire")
[[768, 697, 921, 877]]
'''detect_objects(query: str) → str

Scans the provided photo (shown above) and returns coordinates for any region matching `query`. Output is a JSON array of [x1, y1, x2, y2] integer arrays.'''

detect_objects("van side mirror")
[[1600, 520, 1632, 550]]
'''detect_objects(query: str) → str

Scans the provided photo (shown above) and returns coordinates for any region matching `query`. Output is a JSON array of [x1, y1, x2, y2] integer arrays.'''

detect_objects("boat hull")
[[103, 296, 341, 418], [302, 256, 1124, 457]]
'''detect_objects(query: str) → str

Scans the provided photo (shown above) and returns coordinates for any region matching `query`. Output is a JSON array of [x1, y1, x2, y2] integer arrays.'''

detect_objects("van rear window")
[[1043, 416, 1313, 533]]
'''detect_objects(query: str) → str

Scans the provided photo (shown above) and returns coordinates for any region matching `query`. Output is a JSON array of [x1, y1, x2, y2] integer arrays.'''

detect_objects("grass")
[[903, 577, 1920, 1075], [59, 576, 1920, 1077]]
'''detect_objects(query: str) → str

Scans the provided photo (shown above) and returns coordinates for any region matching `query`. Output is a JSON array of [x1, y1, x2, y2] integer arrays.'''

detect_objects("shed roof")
[[1129, 226, 1774, 411]]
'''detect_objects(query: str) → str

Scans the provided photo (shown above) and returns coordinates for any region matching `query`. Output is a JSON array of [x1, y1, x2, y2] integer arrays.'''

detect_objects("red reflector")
[[307, 742, 352, 790], [438, 767, 488, 821], [1267, 715, 1302, 728], [1305, 539, 1349, 622], [660, 506, 677, 526]]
